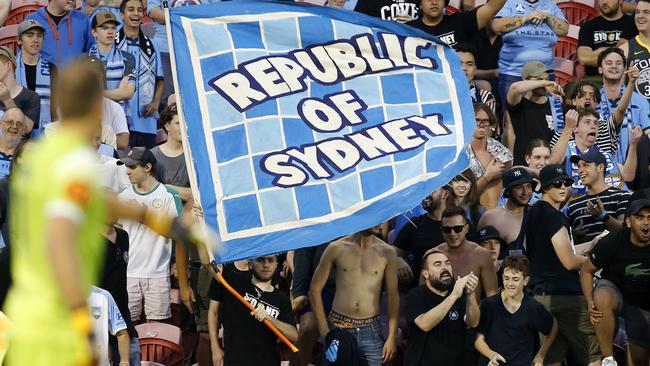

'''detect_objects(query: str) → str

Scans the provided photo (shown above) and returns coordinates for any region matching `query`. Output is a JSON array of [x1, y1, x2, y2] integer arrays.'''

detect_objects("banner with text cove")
[[168, 1, 474, 263]]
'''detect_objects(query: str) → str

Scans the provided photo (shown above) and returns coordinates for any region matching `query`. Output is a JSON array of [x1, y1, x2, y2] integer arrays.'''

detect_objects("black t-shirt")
[[477, 294, 554, 366], [354, 0, 420, 22], [0, 88, 41, 130], [578, 15, 637, 76], [508, 98, 554, 166], [22, 61, 56, 95], [526, 200, 581, 294], [394, 214, 444, 280], [591, 228, 650, 311], [46, 9, 64, 25], [407, 10, 479, 47], [405, 285, 467, 366], [470, 28, 503, 71], [100, 228, 138, 339], [208, 272, 295, 366]]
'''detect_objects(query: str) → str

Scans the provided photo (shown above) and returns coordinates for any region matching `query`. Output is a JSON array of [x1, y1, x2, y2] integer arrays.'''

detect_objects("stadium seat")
[[557, 1, 599, 26], [553, 56, 576, 88], [7, 0, 47, 25], [555, 35, 578, 60], [0, 24, 19, 54], [445, 5, 460, 14], [140, 338, 185, 366], [141, 362, 166, 366], [136, 322, 183, 345]]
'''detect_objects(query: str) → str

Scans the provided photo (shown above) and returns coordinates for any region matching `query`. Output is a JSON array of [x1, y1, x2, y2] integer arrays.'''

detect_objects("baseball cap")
[[92, 11, 120, 28], [522, 61, 549, 79], [17, 19, 46, 38], [569, 148, 607, 166], [539, 164, 574, 191], [117, 147, 157, 168], [625, 198, 650, 218], [0, 46, 15, 68], [477, 226, 500, 242], [502, 167, 534, 196]]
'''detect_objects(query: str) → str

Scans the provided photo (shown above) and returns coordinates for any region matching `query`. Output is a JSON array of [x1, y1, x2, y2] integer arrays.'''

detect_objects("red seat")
[[7, 0, 47, 25], [555, 36, 578, 60], [553, 57, 576, 88], [557, 1, 599, 26], [141, 362, 166, 366], [0, 25, 19, 54], [140, 338, 185, 366], [136, 323, 182, 345], [445, 5, 460, 14]]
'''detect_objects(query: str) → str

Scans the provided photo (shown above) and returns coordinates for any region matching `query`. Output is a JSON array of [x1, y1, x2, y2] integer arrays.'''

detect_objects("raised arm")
[[309, 242, 340, 336], [550, 110, 578, 164], [476, 0, 508, 29], [491, 13, 532, 35], [613, 65, 639, 128], [507, 79, 558, 106], [622, 126, 641, 182]]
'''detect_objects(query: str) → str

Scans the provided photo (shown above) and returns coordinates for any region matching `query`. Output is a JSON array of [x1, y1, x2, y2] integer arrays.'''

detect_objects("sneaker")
[[602, 356, 617, 366]]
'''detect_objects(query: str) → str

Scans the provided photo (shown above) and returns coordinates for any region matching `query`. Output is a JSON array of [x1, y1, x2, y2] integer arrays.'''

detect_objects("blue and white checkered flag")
[[167, 0, 474, 263]]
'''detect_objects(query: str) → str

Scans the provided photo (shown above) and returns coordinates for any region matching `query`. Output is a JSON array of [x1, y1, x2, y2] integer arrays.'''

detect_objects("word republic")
[[209, 33, 439, 112]]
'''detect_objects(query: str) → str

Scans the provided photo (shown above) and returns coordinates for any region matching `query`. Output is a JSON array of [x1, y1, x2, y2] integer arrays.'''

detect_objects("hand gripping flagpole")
[[192, 221, 299, 353]]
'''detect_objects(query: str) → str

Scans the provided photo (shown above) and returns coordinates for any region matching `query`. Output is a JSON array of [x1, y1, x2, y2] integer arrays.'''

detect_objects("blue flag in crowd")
[[167, 0, 474, 263]]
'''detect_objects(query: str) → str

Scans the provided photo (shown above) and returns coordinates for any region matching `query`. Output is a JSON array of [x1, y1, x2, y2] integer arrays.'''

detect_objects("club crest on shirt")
[[515, 3, 525, 13], [152, 198, 163, 208], [449, 310, 459, 320], [92, 306, 102, 320]]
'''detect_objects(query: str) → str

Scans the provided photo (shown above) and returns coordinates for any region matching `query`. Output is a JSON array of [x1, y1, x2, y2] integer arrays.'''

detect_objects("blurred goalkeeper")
[[4, 56, 205, 366]]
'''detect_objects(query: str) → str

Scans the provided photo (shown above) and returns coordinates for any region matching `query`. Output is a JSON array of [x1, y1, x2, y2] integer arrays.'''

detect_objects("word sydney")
[[209, 33, 439, 112], [261, 113, 451, 188]]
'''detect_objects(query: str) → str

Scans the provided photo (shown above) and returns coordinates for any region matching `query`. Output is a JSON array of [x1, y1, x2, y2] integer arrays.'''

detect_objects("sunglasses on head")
[[550, 180, 572, 189], [442, 225, 465, 234]]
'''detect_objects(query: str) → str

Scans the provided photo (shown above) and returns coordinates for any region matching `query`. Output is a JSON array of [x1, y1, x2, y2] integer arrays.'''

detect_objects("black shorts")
[[595, 279, 650, 349]]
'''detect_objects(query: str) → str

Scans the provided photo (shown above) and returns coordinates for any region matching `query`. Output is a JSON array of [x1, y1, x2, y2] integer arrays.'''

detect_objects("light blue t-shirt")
[[123, 36, 164, 134], [147, 0, 221, 53], [496, 0, 567, 77]]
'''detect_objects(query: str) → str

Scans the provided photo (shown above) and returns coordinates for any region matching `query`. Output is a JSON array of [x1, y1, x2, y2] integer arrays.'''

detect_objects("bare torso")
[[330, 235, 390, 319], [438, 241, 495, 301], [479, 206, 524, 244]]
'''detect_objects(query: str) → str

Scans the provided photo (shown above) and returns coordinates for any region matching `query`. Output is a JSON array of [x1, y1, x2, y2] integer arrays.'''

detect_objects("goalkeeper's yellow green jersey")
[[5, 127, 106, 365]]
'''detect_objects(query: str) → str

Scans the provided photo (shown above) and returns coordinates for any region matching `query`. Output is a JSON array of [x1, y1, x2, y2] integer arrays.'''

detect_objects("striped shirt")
[[470, 83, 496, 113], [567, 187, 630, 243], [550, 114, 619, 156]]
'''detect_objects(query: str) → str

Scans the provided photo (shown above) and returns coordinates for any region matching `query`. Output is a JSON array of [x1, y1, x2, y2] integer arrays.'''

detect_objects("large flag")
[[167, 1, 474, 263]]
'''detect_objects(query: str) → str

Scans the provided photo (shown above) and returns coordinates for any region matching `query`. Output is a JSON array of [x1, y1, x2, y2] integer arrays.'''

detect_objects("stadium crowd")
[[0, 0, 649, 365]]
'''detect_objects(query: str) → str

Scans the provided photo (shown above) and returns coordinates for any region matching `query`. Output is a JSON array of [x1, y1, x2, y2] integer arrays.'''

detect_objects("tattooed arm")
[[490, 16, 527, 35], [544, 13, 569, 36]]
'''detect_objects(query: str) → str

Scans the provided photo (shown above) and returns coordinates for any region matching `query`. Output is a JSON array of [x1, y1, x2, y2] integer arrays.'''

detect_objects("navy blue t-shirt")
[[477, 293, 554, 366]]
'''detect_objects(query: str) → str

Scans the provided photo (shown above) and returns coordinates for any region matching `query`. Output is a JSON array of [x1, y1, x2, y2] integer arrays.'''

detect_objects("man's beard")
[[253, 269, 274, 282], [424, 199, 440, 213], [429, 271, 454, 291]]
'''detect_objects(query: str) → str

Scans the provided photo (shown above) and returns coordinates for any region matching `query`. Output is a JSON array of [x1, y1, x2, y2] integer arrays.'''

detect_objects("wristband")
[[70, 307, 92, 335], [596, 211, 609, 221]]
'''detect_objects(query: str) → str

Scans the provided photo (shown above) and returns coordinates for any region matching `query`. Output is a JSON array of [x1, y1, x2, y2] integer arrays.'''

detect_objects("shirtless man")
[[436, 205, 498, 302], [478, 167, 534, 256], [309, 226, 399, 365]]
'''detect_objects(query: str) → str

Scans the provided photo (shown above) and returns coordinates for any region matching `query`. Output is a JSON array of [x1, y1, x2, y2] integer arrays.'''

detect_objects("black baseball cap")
[[502, 167, 534, 196], [569, 148, 607, 166], [117, 147, 157, 168], [625, 199, 650, 218], [539, 164, 574, 191], [477, 226, 500, 242]]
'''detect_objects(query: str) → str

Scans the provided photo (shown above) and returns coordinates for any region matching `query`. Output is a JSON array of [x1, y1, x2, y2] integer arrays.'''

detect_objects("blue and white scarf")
[[15, 52, 52, 138], [565, 142, 627, 195], [88, 45, 126, 92], [116, 28, 157, 117], [597, 86, 634, 165], [549, 94, 565, 131]]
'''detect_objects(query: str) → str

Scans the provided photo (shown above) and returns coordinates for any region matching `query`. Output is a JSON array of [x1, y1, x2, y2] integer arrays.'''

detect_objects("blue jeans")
[[110, 336, 141, 366], [338, 321, 384, 366]]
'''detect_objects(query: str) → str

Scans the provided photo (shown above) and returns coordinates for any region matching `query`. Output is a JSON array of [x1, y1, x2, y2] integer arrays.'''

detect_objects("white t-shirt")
[[103, 97, 129, 136], [97, 154, 130, 192], [118, 182, 182, 278], [88, 286, 127, 366]]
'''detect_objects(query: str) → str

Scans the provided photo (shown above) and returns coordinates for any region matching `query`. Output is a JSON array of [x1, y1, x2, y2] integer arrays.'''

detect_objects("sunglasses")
[[442, 225, 465, 234], [550, 180, 572, 189]]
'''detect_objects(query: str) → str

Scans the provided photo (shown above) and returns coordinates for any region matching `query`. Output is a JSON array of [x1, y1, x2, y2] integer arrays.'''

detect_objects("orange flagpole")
[[210, 262, 299, 353]]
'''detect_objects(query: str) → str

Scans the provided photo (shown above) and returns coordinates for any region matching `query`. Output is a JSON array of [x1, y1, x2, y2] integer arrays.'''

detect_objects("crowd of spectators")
[[0, 0, 649, 365]]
